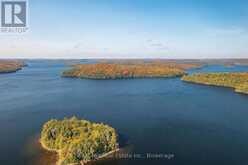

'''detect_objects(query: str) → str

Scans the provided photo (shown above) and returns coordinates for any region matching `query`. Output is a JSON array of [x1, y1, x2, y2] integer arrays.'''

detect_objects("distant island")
[[40, 117, 118, 165], [182, 73, 248, 94], [0, 60, 26, 73], [62, 62, 201, 79]]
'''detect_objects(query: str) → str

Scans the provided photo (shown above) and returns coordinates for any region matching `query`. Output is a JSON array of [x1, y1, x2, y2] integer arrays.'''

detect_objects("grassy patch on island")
[[182, 72, 248, 94], [40, 117, 118, 165]]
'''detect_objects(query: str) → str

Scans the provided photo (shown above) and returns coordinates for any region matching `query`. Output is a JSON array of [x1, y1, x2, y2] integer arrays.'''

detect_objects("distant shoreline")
[[0, 60, 26, 74]]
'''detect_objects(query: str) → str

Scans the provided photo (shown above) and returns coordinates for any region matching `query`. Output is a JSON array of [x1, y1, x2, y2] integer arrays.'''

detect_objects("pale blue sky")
[[1, 0, 248, 59]]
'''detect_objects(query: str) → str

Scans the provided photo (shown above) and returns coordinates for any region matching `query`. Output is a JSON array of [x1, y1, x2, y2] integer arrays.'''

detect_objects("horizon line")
[[1, 57, 248, 60]]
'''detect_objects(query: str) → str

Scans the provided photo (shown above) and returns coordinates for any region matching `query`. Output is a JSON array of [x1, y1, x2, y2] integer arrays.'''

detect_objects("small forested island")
[[40, 117, 118, 165], [182, 72, 248, 94], [62, 62, 200, 79], [0, 60, 26, 73]]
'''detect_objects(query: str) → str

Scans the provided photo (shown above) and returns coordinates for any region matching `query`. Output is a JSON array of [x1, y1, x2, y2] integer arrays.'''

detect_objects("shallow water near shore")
[[25, 135, 57, 165], [1, 60, 248, 165]]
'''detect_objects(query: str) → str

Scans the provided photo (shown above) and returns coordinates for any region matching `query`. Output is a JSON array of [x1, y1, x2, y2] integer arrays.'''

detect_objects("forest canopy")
[[40, 117, 118, 165], [62, 63, 192, 79]]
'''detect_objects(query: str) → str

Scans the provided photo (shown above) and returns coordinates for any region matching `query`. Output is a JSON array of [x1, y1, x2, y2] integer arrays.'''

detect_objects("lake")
[[0, 60, 248, 165]]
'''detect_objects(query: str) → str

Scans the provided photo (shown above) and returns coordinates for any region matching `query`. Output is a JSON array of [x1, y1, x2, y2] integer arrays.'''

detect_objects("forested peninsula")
[[182, 72, 248, 94]]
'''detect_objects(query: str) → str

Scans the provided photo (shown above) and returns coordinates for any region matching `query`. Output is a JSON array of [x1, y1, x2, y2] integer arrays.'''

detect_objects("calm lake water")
[[1, 60, 248, 165]]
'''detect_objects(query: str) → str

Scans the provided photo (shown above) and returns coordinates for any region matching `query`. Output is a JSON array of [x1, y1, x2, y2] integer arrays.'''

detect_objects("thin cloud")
[[147, 39, 168, 50], [206, 27, 246, 36]]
